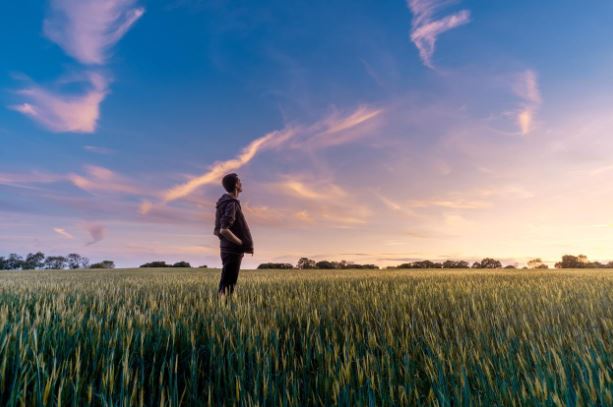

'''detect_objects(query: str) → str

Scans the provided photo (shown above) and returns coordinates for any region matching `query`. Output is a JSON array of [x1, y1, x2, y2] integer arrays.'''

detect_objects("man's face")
[[235, 178, 242, 193]]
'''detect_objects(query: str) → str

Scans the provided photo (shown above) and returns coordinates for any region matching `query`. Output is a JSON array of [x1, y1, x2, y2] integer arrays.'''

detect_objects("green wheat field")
[[0, 268, 612, 406]]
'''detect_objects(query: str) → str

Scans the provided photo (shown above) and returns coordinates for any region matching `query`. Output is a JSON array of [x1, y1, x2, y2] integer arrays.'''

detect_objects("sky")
[[2, 0, 613, 268]]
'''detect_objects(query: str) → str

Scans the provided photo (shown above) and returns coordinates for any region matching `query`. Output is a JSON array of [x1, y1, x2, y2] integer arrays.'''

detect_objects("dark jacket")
[[214, 193, 253, 254]]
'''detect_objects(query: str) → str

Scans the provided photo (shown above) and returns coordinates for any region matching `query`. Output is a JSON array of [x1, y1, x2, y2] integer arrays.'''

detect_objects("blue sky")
[[3, 0, 613, 268]]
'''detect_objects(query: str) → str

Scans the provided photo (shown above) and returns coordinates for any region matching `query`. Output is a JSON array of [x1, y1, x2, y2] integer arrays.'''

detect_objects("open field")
[[0, 268, 612, 406]]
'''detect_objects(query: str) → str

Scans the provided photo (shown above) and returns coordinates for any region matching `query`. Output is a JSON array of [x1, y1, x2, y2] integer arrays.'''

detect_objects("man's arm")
[[219, 228, 242, 245]]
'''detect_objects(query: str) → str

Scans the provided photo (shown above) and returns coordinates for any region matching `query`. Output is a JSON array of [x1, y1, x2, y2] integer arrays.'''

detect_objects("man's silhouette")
[[214, 173, 254, 296]]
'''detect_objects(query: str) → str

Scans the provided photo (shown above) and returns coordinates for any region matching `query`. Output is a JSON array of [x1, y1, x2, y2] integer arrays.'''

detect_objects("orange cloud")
[[163, 128, 297, 202], [161, 105, 382, 203], [512, 70, 541, 135]]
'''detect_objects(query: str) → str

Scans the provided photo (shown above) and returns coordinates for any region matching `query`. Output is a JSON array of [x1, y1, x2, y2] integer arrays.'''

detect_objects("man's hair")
[[222, 173, 239, 193]]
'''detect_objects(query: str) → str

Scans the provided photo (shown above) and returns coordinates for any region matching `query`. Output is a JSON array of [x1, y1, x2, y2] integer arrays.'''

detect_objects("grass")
[[0, 268, 612, 406]]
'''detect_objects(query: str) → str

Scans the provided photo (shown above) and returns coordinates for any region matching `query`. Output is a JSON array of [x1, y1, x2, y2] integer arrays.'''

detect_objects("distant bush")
[[257, 263, 294, 269], [309, 260, 379, 270], [140, 261, 170, 268], [172, 261, 191, 268], [90, 260, 115, 269], [198, 265, 208, 269]]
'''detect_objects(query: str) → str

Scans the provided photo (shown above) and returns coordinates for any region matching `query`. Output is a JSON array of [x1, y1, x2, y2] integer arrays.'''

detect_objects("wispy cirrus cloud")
[[68, 165, 143, 194], [84, 145, 114, 155], [162, 128, 298, 202], [407, 0, 470, 68], [11, 73, 108, 133], [161, 105, 382, 202], [278, 178, 347, 201], [44, 0, 145, 65], [512, 69, 542, 135], [300, 106, 383, 149], [53, 227, 74, 239]]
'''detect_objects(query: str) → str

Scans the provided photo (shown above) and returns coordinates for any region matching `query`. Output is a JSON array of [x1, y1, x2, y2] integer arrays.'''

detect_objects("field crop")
[[0, 268, 612, 406]]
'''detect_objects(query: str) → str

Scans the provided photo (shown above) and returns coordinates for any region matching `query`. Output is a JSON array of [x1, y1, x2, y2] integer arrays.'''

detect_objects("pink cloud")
[[160, 105, 382, 202], [85, 224, 106, 245], [301, 106, 383, 149], [53, 227, 74, 239], [512, 70, 542, 135], [44, 0, 145, 65], [163, 128, 298, 202], [68, 165, 141, 194], [10, 73, 108, 133], [407, 0, 470, 68]]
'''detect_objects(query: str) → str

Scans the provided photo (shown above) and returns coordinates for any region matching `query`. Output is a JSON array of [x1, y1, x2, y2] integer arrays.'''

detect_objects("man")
[[214, 173, 254, 296]]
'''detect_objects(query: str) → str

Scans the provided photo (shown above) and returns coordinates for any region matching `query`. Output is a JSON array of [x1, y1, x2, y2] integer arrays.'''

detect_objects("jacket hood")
[[216, 193, 239, 208]]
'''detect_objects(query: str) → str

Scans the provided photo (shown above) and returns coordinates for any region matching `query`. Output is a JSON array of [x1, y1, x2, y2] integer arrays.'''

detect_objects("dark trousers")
[[218, 251, 243, 294]]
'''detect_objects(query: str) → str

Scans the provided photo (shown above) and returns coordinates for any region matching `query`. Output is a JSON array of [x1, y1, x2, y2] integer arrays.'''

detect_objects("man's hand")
[[219, 228, 242, 246]]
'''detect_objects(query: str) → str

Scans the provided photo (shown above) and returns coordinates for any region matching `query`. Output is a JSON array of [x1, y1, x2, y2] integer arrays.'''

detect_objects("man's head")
[[222, 173, 242, 194]]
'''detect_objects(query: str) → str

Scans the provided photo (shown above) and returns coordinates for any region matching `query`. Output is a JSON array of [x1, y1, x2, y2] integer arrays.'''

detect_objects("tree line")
[[139, 261, 208, 268], [258, 254, 613, 270], [257, 257, 379, 270], [0, 252, 115, 270], [3, 252, 612, 271]]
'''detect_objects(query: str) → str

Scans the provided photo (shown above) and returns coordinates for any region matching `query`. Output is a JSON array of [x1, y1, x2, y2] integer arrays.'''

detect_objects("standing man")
[[214, 173, 254, 296]]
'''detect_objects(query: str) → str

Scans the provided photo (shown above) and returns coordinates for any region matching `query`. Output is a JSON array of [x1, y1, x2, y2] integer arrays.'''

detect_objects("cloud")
[[162, 105, 382, 202], [477, 185, 534, 200], [301, 106, 383, 149], [44, 0, 145, 65], [278, 178, 347, 201], [163, 128, 297, 202], [84, 145, 114, 154], [68, 165, 141, 194], [10, 73, 109, 133], [407, 0, 470, 68], [512, 70, 542, 135], [85, 224, 106, 245], [0, 171, 64, 188], [408, 198, 490, 209], [53, 227, 74, 239], [139, 200, 153, 215]]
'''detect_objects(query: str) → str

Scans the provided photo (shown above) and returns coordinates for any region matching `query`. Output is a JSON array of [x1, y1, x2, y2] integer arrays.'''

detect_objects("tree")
[[90, 260, 115, 269], [80, 257, 90, 269], [67, 253, 86, 269], [44, 256, 67, 270], [443, 260, 469, 268], [198, 265, 208, 268], [0, 257, 6, 270], [479, 258, 502, 269], [297, 257, 316, 269], [555, 255, 583, 268], [527, 258, 545, 269], [172, 261, 191, 268], [140, 261, 170, 268], [471, 261, 482, 269], [23, 252, 45, 270], [6, 253, 24, 270], [504, 265, 516, 269], [315, 260, 336, 269], [257, 263, 294, 269]]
